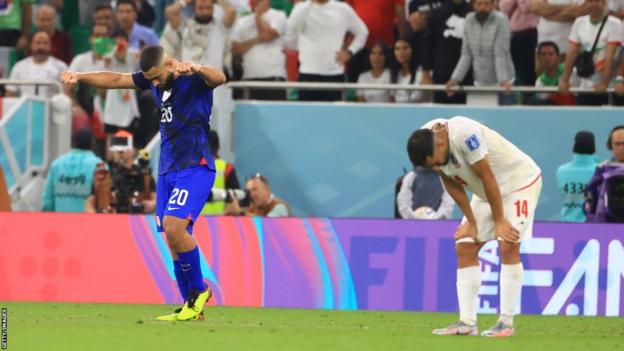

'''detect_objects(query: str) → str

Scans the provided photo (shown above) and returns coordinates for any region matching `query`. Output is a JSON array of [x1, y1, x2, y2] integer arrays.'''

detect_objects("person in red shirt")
[[33, 4, 72, 65], [346, 0, 406, 82]]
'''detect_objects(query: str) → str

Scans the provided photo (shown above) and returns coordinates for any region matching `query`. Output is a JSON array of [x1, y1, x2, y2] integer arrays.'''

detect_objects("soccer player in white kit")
[[407, 117, 542, 337]]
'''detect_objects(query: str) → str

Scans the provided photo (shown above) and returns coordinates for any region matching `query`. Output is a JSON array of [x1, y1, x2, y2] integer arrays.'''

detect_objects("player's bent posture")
[[407, 117, 542, 337], [61, 45, 226, 321]]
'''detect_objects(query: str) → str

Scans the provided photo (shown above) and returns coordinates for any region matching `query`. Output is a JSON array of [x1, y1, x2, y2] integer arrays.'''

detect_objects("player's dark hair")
[[607, 125, 624, 150], [116, 0, 137, 12], [94, 4, 113, 13], [407, 129, 434, 167], [139, 45, 164, 72], [537, 41, 560, 55]]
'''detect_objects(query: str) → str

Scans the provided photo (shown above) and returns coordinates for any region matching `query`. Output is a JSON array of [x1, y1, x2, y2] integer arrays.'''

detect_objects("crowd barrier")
[[0, 213, 621, 316]]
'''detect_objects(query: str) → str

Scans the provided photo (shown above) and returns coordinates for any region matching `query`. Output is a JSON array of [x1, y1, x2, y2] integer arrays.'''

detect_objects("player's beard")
[[161, 73, 175, 91]]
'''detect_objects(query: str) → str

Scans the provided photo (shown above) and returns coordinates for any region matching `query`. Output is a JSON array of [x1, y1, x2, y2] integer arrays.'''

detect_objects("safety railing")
[[226, 81, 616, 100], [0, 79, 63, 97]]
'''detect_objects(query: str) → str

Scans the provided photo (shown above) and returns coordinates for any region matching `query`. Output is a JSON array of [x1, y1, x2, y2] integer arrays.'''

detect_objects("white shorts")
[[459, 176, 542, 243]]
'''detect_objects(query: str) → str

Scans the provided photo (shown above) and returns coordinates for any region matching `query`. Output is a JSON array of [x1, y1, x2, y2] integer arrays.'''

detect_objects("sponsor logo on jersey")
[[465, 134, 480, 151]]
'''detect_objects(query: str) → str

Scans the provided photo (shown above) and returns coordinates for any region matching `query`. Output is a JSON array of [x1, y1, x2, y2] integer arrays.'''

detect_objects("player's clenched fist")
[[175, 61, 199, 75], [60, 71, 79, 85]]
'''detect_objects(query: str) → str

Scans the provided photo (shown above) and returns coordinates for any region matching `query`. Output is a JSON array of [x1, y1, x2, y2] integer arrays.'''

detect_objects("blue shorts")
[[156, 165, 215, 234]]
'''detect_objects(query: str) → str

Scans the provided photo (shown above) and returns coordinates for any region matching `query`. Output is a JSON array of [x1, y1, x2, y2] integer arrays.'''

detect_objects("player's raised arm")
[[168, 59, 226, 88], [61, 71, 136, 90]]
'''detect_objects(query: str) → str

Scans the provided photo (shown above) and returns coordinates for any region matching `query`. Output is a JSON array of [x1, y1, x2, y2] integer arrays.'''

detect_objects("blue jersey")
[[132, 72, 216, 175]]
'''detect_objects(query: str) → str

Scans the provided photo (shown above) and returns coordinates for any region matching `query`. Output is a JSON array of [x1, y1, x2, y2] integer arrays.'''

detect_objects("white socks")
[[457, 266, 481, 326], [499, 263, 524, 326]]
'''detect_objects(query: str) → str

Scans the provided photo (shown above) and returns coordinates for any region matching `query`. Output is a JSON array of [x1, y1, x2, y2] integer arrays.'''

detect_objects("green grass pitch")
[[2, 302, 623, 351]]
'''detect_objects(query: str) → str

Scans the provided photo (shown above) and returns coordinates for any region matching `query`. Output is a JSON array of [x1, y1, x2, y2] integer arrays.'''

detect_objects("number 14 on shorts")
[[514, 200, 528, 218]]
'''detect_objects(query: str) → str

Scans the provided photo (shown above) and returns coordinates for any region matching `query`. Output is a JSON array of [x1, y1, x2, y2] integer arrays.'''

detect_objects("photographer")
[[85, 131, 156, 214], [224, 173, 290, 217], [201, 130, 241, 215]]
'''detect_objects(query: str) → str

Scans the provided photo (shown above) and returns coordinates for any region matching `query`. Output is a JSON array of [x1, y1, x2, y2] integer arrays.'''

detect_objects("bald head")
[[30, 31, 51, 62], [35, 4, 57, 35]]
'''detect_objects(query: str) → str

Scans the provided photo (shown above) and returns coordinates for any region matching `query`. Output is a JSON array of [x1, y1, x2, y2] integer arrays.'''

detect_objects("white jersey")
[[436, 117, 541, 200]]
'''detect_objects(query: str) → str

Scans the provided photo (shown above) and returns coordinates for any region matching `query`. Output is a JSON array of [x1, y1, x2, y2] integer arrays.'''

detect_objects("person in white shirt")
[[390, 38, 424, 103], [530, 0, 591, 56], [101, 31, 140, 139], [407, 117, 542, 338], [164, 0, 236, 70], [357, 42, 391, 103], [231, 0, 287, 100], [559, 0, 623, 105], [6, 31, 67, 98], [285, 0, 368, 101]]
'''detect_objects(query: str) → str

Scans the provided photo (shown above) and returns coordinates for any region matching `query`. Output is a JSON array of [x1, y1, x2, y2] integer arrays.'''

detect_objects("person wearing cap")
[[42, 129, 104, 212], [555, 131, 598, 222], [85, 130, 156, 214]]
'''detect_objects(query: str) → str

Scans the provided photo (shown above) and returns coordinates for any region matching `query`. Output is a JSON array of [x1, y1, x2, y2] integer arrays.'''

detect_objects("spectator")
[[345, 0, 407, 82], [85, 131, 156, 214], [404, 0, 444, 74], [356, 41, 392, 103], [603, 125, 624, 165], [420, 0, 472, 104], [558, 0, 622, 106], [609, 0, 624, 18], [5, 31, 67, 98], [405, 0, 443, 33], [94, 4, 116, 34], [533, 41, 576, 105], [42, 129, 103, 212], [67, 23, 111, 158], [135, 0, 156, 28], [224, 173, 290, 217], [285, 0, 368, 101], [556, 131, 598, 222], [201, 130, 241, 215], [391, 38, 424, 103], [115, 0, 159, 50], [446, 0, 515, 105], [164, 0, 236, 70], [0, 0, 33, 49], [101, 30, 141, 156], [231, 0, 287, 100], [397, 167, 454, 220], [531, 0, 591, 60], [33, 4, 72, 65], [584, 126, 624, 222], [500, 0, 539, 88]]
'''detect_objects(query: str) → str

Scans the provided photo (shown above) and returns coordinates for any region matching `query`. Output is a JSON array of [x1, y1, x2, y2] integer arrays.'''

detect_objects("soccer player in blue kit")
[[61, 45, 226, 321]]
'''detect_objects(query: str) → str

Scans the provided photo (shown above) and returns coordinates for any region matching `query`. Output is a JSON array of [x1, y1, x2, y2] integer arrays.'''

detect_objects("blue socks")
[[177, 246, 206, 293], [173, 259, 189, 301]]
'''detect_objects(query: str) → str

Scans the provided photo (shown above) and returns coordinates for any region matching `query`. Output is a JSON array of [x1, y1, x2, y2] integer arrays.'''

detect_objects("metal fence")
[[226, 81, 616, 101]]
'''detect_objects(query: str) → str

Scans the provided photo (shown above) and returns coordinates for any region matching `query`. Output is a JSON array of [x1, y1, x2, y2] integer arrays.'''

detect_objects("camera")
[[209, 188, 251, 207]]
